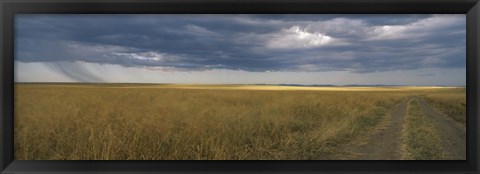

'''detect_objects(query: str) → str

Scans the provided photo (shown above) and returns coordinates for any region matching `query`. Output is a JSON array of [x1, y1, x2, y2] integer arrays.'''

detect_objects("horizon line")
[[14, 82, 466, 87]]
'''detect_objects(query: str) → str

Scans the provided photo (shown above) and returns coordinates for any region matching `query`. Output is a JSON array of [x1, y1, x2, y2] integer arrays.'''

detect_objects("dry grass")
[[423, 88, 466, 125], [14, 84, 462, 160]]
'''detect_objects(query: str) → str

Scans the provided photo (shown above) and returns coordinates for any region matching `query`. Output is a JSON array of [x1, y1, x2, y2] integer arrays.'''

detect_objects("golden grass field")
[[14, 83, 466, 160]]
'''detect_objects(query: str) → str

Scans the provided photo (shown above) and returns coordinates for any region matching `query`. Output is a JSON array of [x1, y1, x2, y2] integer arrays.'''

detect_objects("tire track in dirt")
[[346, 98, 411, 160], [415, 98, 466, 159]]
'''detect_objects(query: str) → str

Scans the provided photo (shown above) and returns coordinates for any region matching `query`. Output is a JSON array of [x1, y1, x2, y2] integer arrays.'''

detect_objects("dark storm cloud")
[[15, 14, 465, 73]]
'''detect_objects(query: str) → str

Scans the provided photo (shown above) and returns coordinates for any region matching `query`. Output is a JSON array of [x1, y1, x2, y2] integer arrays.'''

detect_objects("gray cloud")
[[15, 14, 465, 73]]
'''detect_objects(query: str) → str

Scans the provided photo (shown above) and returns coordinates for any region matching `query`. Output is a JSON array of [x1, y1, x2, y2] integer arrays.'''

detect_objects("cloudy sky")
[[15, 14, 466, 86]]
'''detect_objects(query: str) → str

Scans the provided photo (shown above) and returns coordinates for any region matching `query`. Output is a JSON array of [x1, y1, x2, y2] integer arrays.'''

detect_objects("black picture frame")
[[1, 0, 479, 173]]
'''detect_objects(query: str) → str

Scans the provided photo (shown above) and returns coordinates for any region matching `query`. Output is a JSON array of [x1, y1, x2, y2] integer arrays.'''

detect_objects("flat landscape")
[[14, 83, 466, 160]]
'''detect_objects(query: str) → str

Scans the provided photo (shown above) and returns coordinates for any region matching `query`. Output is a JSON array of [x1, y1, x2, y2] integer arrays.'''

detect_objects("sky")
[[14, 14, 466, 86]]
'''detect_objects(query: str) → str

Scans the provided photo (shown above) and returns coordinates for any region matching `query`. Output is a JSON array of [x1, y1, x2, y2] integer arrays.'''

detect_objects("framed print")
[[1, 0, 479, 173]]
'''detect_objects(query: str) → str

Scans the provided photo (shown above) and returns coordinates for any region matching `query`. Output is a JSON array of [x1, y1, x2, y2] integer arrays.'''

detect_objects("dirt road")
[[416, 98, 466, 159], [346, 98, 410, 160], [344, 97, 466, 160]]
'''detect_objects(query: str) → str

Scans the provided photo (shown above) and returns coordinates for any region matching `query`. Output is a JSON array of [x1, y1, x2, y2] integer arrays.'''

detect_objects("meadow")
[[14, 83, 466, 160]]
